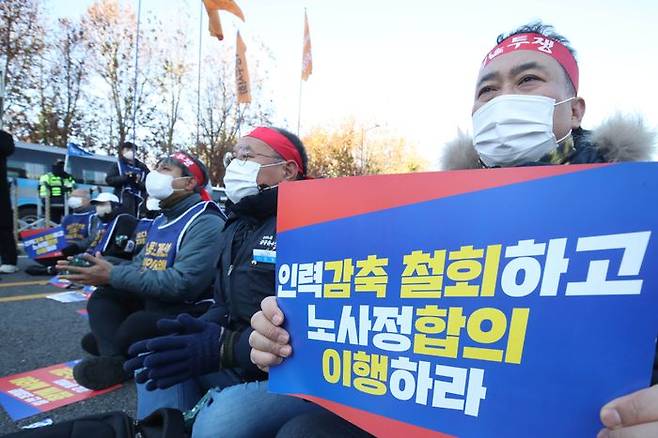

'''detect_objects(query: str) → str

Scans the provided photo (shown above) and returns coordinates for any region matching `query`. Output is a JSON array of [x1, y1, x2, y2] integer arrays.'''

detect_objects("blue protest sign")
[[269, 163, 658, 437], [22, 227, 67, 260]]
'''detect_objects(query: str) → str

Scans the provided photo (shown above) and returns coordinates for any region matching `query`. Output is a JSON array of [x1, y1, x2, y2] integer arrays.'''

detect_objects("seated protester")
[[250, 22, 658, 438], [87, 192, 139, 263], [125, 128, 319, 436], [58, 151, 225, 390], [24, 189, 100, 275], [61, 189, 98, 256]]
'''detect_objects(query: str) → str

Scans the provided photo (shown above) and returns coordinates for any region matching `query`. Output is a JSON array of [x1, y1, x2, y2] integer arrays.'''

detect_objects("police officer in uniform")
[[39, 159, 75, 224]]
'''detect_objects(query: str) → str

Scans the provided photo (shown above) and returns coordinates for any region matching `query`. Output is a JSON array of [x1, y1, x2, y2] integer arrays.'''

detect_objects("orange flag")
[[202, 0, 245, 41], [301, 10, 313, 81], [204, 2, 224, 40], [235, 31, 251, 104], [205, 0, 245, 21]]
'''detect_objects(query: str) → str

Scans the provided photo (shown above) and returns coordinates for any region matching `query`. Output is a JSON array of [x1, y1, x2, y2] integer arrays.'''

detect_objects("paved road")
[[0, 258, 136, 435]]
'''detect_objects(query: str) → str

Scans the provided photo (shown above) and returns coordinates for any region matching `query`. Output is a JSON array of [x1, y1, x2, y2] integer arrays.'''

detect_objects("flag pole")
[[196, 1, 203, 147], [296, 8, 306, 136], [131, 0, 142, 143], [297, 78, 303, 136]]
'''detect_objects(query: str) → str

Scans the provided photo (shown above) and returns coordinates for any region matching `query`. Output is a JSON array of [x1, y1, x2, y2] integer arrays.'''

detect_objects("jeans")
[[136, 369, 243, 418], [191, 381, 322, 438]]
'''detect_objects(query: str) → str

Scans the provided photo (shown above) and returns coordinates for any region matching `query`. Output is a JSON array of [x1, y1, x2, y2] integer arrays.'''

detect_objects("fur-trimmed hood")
[[440, 114, 656, 170]]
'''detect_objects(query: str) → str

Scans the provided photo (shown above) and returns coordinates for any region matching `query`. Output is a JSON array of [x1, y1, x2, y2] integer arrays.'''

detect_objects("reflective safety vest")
[[39, 173, 75, 198], [141, 201, 220, 272]]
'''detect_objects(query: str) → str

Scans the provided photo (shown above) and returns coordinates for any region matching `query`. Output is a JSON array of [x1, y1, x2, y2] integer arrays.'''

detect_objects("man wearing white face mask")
[[60, 189, 97, 252], [58, 151, 224, 390], [439, 21, 657, 438], [84, 192, 139, 261], [247, 22, 658, 438], [105, 142, 150, 217], [440, 22, 655, 170], [25, 189, 128, 275], [123, 127, 319, 436]]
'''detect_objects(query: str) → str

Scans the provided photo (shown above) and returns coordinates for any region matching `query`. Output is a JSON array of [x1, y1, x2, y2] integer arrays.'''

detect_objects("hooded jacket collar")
[[226, 187, 278, 224]]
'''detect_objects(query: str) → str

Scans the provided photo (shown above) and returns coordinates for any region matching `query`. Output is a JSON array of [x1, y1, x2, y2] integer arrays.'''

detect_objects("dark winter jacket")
[[0, 131, 15, 227], [105, 157, 150, 200], [200, 187, 279, 382]]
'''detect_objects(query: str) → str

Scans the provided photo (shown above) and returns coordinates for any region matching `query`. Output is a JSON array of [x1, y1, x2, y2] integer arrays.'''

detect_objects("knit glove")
[[124, 314, 223, 390]]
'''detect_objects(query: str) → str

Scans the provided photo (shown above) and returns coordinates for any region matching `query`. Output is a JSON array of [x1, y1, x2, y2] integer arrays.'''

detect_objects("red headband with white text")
[[170, 152, 211, 201], [246, 127, 305, 177], [481, 33, 579, 92]]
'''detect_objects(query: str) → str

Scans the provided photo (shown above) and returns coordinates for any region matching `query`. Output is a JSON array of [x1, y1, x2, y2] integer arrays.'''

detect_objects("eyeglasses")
[[223, 150, 282, 168]]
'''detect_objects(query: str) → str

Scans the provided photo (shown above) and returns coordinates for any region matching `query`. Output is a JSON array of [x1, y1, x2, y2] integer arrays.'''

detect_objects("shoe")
[[25, 265, 50, 276], [73, 356, 131, 390], [80, 332, 100, 356], [0, 264, 19, 274]]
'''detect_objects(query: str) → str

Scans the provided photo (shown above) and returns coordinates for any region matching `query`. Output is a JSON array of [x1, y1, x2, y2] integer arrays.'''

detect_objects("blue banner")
[[269, 163, 658, 437], [66, 143, 92, 157]]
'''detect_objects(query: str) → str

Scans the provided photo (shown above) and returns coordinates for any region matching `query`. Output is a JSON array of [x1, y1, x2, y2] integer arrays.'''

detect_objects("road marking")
[[0, 280, 49, 288], [0, 292, 52, 303]]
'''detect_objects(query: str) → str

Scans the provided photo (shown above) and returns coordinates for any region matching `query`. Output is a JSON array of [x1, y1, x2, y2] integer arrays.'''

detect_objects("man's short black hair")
[[497, 21, 577, 58], [272, 127, 308, 178], [497, 21, 577, 94]]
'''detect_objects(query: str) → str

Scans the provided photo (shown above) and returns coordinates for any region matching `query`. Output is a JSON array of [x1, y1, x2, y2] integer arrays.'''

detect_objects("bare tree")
[[192, 45, 273, 186], [32, 18, 88, 146], [81, 0, 155, 150], [146, 24, 192, 156], [0, 0, 46, 136]]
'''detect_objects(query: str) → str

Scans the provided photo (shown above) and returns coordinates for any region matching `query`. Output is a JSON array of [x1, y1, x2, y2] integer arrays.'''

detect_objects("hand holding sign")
[[249, 296, 291, 372], [598, 385, 658, 438], [57, 252, 113, 286]]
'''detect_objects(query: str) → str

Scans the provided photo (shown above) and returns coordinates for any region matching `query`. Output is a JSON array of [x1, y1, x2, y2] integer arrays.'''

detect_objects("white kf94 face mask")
[[145, 170, 190, 200], [472, 94, 574, 167], [67, 196, 83, 210], [223, 159, 284, 204], [95, 203, 112, 217]]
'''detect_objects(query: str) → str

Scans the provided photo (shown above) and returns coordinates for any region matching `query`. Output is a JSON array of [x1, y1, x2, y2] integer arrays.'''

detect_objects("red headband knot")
[[481, 33, 579, 92], [246, 127, 305, 177], [170, 152, 212, 201]]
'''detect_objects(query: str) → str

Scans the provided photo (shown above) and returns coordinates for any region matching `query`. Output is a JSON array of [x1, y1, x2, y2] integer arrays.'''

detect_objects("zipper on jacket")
[[227, 264, 233, 276]]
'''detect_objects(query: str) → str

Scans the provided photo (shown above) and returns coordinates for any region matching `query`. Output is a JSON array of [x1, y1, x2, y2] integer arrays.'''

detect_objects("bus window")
[[82, 169, 107, 185], [25, 162, 48, 180], [7, 160, 47, 180], [7, 167, 27, 179]]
